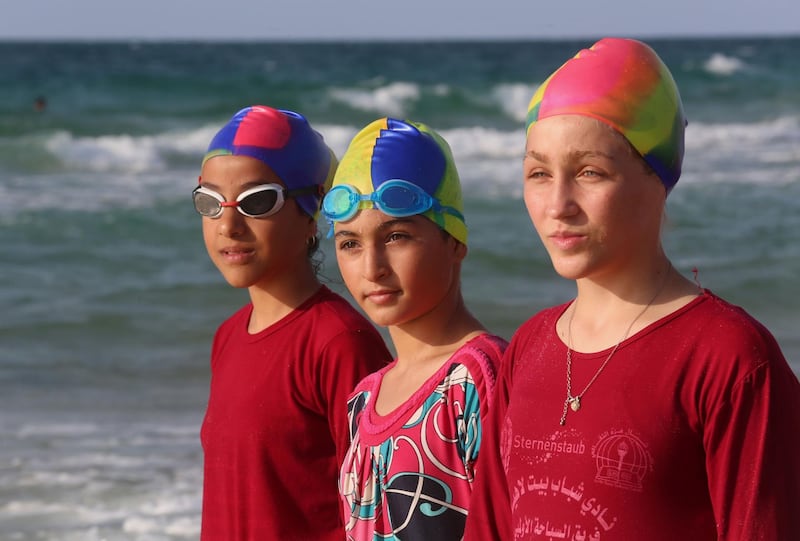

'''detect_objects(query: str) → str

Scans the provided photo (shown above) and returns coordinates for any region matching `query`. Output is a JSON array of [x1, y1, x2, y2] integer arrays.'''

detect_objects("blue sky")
[[2, 0, 799, 40]]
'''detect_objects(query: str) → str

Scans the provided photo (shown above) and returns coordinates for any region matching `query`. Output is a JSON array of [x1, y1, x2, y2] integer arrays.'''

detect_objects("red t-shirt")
[[465, 290, 800, 541], [200, 286, 392, 541]]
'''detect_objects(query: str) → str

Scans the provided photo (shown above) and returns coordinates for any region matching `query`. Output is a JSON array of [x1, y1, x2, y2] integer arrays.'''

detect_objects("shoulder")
[[515, 303, 567, 337], [303, 286, 387, 346], [451, 333, 508, 381], [212, 303, 252, 344], [653, 291, 795, 413], [306, 286, 373, 328], [350, 363, 392, 399], [506, 303, 568, 356], [442, 334, 510, 410], [680, 291, 784, 366]]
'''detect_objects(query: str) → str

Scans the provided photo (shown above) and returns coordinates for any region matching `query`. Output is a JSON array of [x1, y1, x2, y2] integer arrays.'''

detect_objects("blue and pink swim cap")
[[526, 38, 687, 192], [202, 105, 337, 217]]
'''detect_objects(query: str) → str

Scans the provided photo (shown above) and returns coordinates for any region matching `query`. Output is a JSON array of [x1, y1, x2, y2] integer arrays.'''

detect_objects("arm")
[[703, 340, 800, 540], [463, 338, 516, 541], [317, 329, 392, 465], [458, 335, 508, 480]]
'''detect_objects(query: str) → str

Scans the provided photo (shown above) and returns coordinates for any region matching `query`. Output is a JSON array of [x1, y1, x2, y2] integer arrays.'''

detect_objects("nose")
[[215, 206, 246, 237], [546, 177, 579, 219], [361, 243, 389, 282]]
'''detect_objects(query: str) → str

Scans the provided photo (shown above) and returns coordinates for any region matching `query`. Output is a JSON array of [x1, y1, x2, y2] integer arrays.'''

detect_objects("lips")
[[548, 231, 586, 251], [219, 246, 255, 264], [364, 289, 400, 305]]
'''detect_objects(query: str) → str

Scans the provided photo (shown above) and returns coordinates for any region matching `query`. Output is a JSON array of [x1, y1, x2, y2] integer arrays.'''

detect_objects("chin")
[[217, 270, 257, 289], [361, 311, 395, 328], [549, 258, 590, 282]]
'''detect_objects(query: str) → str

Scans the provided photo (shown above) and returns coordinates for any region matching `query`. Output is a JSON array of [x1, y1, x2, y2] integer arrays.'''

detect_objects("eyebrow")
[[333, 216, 419, 239], [198, 179, 281, 191], [524, 149, 617, 162]]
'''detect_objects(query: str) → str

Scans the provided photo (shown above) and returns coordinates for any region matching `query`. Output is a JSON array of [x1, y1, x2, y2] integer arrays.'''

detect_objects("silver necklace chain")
[[559, 265, 671, 426]]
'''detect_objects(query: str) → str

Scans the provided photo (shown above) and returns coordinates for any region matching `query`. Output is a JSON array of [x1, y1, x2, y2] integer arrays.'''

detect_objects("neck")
[[388, 294, 485, 368], [247, 263, 320, 333], [565, 258, 675, 353]]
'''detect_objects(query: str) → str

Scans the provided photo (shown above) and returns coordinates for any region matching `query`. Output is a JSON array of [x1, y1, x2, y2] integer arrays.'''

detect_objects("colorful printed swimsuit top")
[[339, 334, 506, 541]]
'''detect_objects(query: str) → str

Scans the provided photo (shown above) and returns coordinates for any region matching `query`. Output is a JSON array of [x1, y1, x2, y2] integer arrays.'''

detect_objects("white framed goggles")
[[192, 183, 319, 219]]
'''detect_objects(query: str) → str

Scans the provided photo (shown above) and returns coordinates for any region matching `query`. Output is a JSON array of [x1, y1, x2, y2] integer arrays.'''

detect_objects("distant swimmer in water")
[[33, 96, 47, 112]]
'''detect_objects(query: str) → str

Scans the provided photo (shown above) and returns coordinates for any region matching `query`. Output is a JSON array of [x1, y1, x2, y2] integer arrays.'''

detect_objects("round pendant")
[[570, 397, 581, 412]]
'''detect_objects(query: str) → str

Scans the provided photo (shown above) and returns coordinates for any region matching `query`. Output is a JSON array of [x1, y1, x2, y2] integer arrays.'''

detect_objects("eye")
[[337, 239, 359, 251], [386, 231, 410, 243], [524, 168, 551, 184], [578, 167, 607, 181]]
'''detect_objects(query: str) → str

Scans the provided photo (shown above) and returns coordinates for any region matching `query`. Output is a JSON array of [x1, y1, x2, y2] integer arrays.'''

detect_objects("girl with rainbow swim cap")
[[195, 105, 392, 541], [323, 117, 507, 541], [464, 38, 800, 540]]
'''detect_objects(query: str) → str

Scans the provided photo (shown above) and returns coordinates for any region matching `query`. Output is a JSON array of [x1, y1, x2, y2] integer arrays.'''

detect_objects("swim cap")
[[526, 38, 686, 192], [202, 105, 337, 218], [330, 117, 468, 244]]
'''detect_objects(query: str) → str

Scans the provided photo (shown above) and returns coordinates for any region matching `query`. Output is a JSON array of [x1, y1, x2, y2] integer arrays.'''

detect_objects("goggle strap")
[[288, 185, 322, 198]]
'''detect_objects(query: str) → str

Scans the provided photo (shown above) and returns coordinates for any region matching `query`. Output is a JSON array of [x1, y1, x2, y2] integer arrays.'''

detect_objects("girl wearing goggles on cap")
[[195, 105, 392, 541], [323, 117, 508, 541], [464, 38, 800, 541]]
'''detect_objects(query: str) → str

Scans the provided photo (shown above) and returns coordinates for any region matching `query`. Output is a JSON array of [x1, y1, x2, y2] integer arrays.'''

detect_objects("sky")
[[1, 0, 799, 41]]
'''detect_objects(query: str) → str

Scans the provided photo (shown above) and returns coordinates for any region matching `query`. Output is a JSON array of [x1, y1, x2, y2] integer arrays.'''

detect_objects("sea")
[[1, 37, 798, 539]]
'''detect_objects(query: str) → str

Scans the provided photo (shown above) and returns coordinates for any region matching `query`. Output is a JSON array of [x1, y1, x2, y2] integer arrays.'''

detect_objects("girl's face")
[[332, 209, 465, 328], [523, 115, 667, 283], [199, 155, 314, 290]]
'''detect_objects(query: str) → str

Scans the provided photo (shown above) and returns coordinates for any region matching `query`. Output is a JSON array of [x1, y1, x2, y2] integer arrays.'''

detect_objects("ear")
[[451, 237, 468, 263]]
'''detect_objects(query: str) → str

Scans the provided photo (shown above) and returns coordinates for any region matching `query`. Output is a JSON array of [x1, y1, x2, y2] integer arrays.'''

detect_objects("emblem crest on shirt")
[[591, 429, 653, 492]]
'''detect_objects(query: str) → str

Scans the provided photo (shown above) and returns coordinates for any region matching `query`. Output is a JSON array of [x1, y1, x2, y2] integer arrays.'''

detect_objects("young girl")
[[322, 117, 508, 540], [464, 38, 800, 540], [195, 105, 392, 540]]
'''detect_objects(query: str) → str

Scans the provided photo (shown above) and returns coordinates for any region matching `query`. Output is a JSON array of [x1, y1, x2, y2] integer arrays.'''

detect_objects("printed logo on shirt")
[[510, 474, 620, 539], [591, 428, 653, 492], [510, 427, 588, 465]]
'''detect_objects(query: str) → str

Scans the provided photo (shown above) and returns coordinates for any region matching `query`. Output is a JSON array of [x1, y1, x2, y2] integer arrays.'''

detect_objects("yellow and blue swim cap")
[[202, 105, 337, 218], [526, 38, 687, 192], [323, 118, 468, 244]]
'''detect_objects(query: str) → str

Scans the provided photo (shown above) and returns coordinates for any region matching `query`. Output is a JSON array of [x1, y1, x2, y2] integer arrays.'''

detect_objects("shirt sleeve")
[[703, 344, 800, 540], [463, 336, 517, 541], [458, 336, 507, 480], [316, 328, 392, 467]]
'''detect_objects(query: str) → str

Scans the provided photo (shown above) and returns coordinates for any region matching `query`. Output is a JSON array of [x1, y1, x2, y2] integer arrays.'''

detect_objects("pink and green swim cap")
[[329, 117, 468, 244], [202, 105, 337, 218], [526, 38, 687, 192]]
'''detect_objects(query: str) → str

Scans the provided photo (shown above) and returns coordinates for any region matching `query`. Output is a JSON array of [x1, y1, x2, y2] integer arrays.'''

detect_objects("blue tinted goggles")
[[322, 179, 464, 233]]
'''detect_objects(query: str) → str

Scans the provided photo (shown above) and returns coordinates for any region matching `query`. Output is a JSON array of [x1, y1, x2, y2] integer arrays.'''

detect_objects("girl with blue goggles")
[[329, 117, 507, 541]]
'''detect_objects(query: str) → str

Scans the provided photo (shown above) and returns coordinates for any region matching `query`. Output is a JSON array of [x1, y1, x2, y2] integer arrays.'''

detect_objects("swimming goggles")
[[192, 183, 318, 219], [322, 179, 464, 227]]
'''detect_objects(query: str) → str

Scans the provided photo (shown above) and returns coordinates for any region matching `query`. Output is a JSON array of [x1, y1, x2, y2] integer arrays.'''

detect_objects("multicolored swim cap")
[[330, 117, 468, 244], [202, 105, 337, 218], [526, 38, 687, 192]]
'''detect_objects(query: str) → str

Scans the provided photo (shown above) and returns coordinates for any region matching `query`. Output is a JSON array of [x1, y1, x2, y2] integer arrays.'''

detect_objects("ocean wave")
[[328, 81, 421, 117], [43, 127, 216, 173], [491, 82, 539, 123], [681, 116, 800, 185], [0, 114, 797, 215], [686, 115, 799, 148], [703, 52, 748, 76]]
